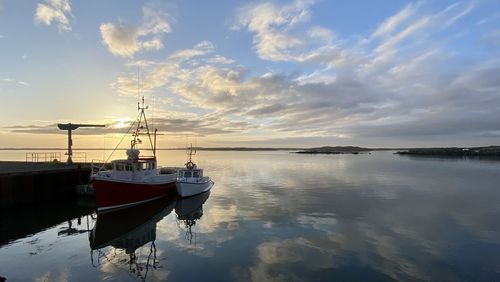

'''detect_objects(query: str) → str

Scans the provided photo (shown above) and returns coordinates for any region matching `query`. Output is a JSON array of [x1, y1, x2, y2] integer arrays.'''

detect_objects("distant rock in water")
[[396, 146, 500, 157], [295, 146, 371, 154]]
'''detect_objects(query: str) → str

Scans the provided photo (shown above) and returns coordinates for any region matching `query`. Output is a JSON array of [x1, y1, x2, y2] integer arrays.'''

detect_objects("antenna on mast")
[[137, 67, 140, 111], [185, 143, 197, 169], [152, 95, 155, 132]]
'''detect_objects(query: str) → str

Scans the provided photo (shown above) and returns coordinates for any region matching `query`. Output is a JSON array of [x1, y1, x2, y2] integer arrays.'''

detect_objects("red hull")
[[92, 179, 176, 212]]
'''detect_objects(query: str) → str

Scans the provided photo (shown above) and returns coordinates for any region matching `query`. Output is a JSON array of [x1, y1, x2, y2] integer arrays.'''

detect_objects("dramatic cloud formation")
[[5, 113, 254, 137], [100, 7, 171, 58], [34, 0, 72, 31], [3, 0, 500, 147], [110, 0, 496, 146]]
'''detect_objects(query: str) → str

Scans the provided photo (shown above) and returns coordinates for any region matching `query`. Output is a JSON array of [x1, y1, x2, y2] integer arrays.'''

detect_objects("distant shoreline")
[[395, 146, 500, 157], [0, 147, 305, 151], [295, 146, 372, 154], [1, 146, 499, 155]]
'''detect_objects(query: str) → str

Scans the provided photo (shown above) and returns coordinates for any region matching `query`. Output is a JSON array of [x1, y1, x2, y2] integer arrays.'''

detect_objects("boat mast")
[[130, 69, 156, 157], [185, 143, 197, 168], [154, 128, 158, 157], [132, 97, 155, 154]]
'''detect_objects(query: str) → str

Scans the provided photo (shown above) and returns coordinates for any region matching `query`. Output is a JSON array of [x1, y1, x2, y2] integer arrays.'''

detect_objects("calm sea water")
[[1, 150, 500, 281]]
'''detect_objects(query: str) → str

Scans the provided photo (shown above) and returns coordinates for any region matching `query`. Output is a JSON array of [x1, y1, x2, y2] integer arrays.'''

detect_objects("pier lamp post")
[[57, 123, 105, 164]]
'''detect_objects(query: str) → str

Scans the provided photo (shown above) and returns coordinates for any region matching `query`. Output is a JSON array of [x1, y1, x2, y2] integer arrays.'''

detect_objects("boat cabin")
[[111, 157, 157, 180], [178, 168, 203, 180]]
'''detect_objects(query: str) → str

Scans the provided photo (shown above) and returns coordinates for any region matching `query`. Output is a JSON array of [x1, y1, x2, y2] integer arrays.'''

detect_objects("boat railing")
[[160, 167, 182, 175], [91, 159, 110, 177]]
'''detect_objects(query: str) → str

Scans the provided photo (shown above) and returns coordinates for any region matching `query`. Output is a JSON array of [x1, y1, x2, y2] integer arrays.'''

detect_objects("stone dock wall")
[[0, 163, 91, 209]]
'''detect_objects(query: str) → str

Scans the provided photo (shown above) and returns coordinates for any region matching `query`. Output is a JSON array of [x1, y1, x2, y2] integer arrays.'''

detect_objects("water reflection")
[[89, 192, 211, 281], [58, 217, 89, 236], [175, 191, 210, 244], [1, 151, 500, 281], [0, 198, 95, 247]]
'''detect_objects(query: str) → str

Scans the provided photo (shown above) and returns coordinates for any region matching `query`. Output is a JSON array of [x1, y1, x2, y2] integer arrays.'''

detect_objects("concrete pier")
[[0, 162, 92, 209]]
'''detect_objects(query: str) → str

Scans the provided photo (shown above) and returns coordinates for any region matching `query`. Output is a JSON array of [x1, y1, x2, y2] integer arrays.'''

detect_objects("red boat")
[[91, 97, 178, 212]]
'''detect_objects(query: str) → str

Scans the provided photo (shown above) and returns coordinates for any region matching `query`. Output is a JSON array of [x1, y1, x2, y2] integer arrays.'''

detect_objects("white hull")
[[176, 180, 214, 198]]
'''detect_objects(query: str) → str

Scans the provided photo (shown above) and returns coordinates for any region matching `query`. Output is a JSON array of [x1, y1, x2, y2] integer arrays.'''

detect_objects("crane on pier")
[[57, 123, 105, 164]]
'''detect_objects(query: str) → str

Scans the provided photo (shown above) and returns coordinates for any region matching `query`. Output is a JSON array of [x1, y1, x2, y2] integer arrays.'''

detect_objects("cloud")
[[168, 41, 215, 61], [371, 3, 417, 39], [96, 2, 500, 146], [206, 55, 235, 65], [100, 23, 141, 58], [5, 114, 255, 137], [100, 7, 171, 58], [307, 26, 335, 43], [234, 0, 315, 61], [235, 1, 476, 73], [439, 1, 474, 28], [111, 41, 217, 97], [1, 76, 30, 87], [34, 0, 73, 32]]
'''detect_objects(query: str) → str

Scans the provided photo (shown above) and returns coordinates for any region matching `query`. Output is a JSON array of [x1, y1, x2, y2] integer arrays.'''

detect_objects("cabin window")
[[125, 164, 132, 171], [141, 162, 151, 170], [193, 171, 200, 178], [184, 171, 192, 178], [117, 164, 127, 171]]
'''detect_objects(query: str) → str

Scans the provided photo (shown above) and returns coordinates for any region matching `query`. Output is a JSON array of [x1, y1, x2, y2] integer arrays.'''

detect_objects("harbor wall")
[[0, 165, 91, 209]]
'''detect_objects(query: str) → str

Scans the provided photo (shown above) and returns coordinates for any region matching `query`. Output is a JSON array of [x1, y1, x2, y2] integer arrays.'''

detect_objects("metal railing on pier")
[[25, 152, 88, 163], [72, 152, 87, 163], [26, 152, 62, 163]]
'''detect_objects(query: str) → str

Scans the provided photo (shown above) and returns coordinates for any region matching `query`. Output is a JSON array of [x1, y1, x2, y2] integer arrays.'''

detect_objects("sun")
[[113, 118, 130, 129]]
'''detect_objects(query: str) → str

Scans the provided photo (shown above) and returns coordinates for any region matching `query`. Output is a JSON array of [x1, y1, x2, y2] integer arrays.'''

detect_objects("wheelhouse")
[[110, 157, 157, 180], [178, 169, 203, 180]]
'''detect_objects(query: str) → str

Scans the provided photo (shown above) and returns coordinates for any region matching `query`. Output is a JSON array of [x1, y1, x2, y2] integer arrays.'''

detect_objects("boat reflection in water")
[[89, 195, 176, 281], [175, 191, 211, 244], [88, 191, 211, 280]]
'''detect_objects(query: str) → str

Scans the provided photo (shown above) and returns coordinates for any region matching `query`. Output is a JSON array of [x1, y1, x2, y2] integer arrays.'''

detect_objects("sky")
[[0, 0, 499, 148]]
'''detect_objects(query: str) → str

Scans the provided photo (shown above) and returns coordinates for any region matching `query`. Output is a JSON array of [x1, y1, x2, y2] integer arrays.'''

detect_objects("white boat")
[[176, 146, 214, 198]]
